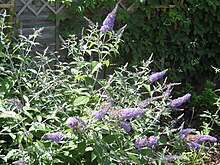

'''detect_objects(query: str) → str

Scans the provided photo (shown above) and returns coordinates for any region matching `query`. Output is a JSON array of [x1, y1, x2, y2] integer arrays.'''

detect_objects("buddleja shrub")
[[0, 4, 217, 165]]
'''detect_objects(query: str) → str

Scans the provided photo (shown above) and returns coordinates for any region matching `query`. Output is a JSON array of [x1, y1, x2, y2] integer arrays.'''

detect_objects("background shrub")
[[57, 0, 220, 130]]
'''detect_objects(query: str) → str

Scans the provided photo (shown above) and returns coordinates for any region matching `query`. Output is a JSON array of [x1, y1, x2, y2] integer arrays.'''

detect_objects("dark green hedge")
[[60, 0, 220, 91]]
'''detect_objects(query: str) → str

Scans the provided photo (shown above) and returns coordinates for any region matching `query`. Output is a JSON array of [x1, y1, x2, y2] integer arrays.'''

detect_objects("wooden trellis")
[[16, 0, 65, 17], [0, 0, 14, 11], [13, 0, 66, 53], [0, 0, 14, 22]]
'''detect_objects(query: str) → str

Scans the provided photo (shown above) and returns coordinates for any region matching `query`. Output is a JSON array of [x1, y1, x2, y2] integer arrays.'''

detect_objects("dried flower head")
[[169, 93, 191, 108], [164, 155, 189, 162], [12, 160, 27, 165], [148, 69, 168, 83], [119, 108, 145, 119], [42, 132, 63, 142], [119, 121, 131, 132]]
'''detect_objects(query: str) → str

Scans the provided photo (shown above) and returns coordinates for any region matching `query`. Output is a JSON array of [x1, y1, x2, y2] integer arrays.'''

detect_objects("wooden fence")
[[1, 0, 65, 54]]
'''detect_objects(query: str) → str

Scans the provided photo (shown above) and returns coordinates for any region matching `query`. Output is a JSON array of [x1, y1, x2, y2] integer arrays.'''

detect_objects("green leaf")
[[104, 60, 110, 67], [91, 152, 97, 162], [73, 96, 89, 106], [3, 149, 18, 161], [85, 146, 93, 152], [103, 134, 116, 144], [27, 69, 38, 74], [23, 95, 29, 105], [127, 152, 139, 162], [90, 61, 102, 74], [89, 42, 95, 49], [23, 110, 33, 120], [77, 141, 86, 154], [0, 111, 19, 119], [143, 84, 152, 96]]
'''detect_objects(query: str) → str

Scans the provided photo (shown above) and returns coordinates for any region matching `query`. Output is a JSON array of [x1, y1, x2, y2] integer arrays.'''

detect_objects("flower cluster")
[[148, 69, 168, 83], [100, 2, 119, 32], [135, 137, 148, 148], [179, 128, 195, 139], [148, 136, 158, 148], [119, 108, 146, 120], [66, 117, 85, 129], [135, 136, 158, 149], [93, 101, 112, 120], [179, 128, 217, 150], [42, 132, 63, 142], [93, 109, 107, 120], [169, 93, 191, 108], [119, 121, 131, 132]]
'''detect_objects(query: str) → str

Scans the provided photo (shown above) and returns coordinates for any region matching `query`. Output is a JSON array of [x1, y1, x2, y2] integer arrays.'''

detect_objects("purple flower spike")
[[66, 117, 86, 130], [148, 69, 168, 83], [119, 108, 145, 119], [66, 117, 79, 128], [189, 141, 209, 150], [148, 136, 158, 148], [135, 137, 148, 148], [179, 128, 195, 139], [100, 1, 120, 32], [42, 132, 63, 142], [93, 109, 107, 120], [169, 93, 191, 108], [193, 135, 217, 143], [119, 122, 131, 132]]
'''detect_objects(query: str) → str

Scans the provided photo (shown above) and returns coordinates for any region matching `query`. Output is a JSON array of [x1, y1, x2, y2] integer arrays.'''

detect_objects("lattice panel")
[[0, 0, 14, 19], [17, 0, 65, 17]]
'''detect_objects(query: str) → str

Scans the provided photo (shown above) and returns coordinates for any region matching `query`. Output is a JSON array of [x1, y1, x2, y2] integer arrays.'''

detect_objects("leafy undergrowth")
[[0, 6, 219, 165]]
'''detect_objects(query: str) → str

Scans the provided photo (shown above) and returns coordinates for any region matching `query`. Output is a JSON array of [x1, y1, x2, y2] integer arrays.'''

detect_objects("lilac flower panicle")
[[42, 132, 63, 142], [179, 128, 217, 150], [148, 69, 168, 83], [189, 141, 209, 150], [93, 109, 107, 120], [179, 128, 195, 139], [119, 108, 145, 119], [119, 122, 131, 132], [100, 2, 119, 32], [193, 135, 217, 143], [135, 137, 148, 148], [66, 117, 79, 128], [147, 136, 158, 148], [169, 93, 191, 108]]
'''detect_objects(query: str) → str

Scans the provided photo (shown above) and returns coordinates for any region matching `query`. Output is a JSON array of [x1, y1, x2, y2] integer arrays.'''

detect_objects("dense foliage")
[[0, 9, 218, 164], [56, 0, 220, 130]]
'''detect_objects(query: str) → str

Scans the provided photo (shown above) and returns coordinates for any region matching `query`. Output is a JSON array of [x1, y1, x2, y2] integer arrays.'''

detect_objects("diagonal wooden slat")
[[17, 0, 65, 17], [17, 0, 37, 16], [36, 0, 48, 15], [41, 0, 65, 15]]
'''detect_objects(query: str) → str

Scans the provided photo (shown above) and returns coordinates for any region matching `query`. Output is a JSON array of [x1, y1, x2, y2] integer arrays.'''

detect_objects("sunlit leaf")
[[73, 96, 89, 106]]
